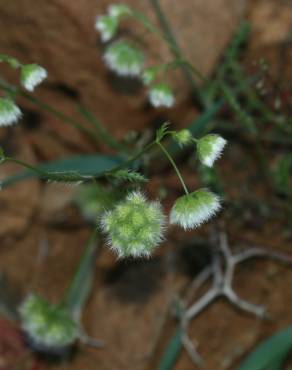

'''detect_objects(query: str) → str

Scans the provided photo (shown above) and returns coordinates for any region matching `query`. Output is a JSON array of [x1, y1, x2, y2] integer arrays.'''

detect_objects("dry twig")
[[180, 228, 292, 367]]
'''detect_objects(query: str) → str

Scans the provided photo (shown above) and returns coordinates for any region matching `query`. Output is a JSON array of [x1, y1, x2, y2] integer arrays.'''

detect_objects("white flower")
[[197, 134, 227, 167], [170, 189, 221, 230], [108, 4, 131, 18], [0, 98, 22, 126], [149, 83, 175, 108], [95, 15, 118, 42], [100, 190, 166, 258], [21, 64, 47, 92], [104, 40, 144, 77]]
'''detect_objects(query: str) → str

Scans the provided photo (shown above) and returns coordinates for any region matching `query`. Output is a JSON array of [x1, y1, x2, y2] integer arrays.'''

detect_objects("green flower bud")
[[173, 129, 193, 147], [21, 64, 47, 92], [170, 189, 221, 230], [104, 40, 144, 77], [0, 98, 22, 126], [108, 4, 132, 18], [100, 190, 166, 258], [197, 134, 227, 167], [19, 294, 78, 353], [95, 15, 118, 42], [148, 83, 175, 108], [142, 67, 158, 85]]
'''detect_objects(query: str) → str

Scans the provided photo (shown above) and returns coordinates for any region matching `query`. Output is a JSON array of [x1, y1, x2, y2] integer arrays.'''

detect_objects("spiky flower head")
[[21, 64, 47, 92], [108, 4, 132, 18], [100, 190, 166, 258], [149, 83, 175, 108], [197, 134, 227, 167], [95, 15, 119, 42], [0, 98, 22, 126], [104, 40, 144, 77], [173, 129, 193, 147], [170, 189, 221, 230], [19, 294, 78, 353]]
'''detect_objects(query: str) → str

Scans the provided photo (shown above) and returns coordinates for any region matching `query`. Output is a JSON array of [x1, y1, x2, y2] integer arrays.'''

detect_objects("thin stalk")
[[106, 140, 156, 175], [78, 105, 126, 152], [0, 79, 105, 147], [132, 3, 206, 107], [148, 0, 205, 84], [156, 141, 189, 194], [2, 156, 89, 183], [1, 140, 156, 185]]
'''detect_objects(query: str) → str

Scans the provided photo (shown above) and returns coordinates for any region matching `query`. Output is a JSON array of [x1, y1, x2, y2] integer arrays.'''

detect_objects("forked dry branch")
[[181, 227, 292, 367]]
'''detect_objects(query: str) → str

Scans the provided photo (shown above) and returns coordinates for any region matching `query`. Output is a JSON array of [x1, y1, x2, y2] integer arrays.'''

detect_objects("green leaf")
[[158, 327, 183, 370], [63, 229, 99, 320], [0, 147, 5, 163], [1, 154, 124, 188], [237, 326, 292, 370], [273, 154, 292, 196]]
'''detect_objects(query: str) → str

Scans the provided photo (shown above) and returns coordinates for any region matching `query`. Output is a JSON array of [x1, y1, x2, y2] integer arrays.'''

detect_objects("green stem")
[[150, 2, 206, 102], [156, 141, 189, 194], [0, 54, 21, 69], [148, 0, 205, 83], [62, 228, 100, 320], [2, 156, 89, 183], [0, 79, 106, 147], [131, 4, 206, 107], [1, 140, 156, 186], [78, 105, 126, 152], [105, 140, 157, 176]]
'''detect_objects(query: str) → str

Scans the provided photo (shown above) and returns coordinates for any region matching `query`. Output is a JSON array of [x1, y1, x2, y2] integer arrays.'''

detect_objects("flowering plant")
[[0, 2, 229, 361]]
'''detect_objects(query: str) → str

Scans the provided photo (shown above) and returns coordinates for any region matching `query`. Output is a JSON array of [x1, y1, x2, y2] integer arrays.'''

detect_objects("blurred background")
[[0, 0, 292, 369]]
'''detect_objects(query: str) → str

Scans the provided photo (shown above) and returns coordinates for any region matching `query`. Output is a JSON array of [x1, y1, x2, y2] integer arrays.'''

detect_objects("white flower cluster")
[[197, 134, 227, 167], [0, 98, 22, 126], [148, 83, 175, 108], [95, 15, 118, 42], [21, 63, 48, 92], [95, 3, 131, 43], [19, 294, 78, 352], [170, 189, 221, 230], [104, 40, 144, 77], [0, 58, 47, 129]]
